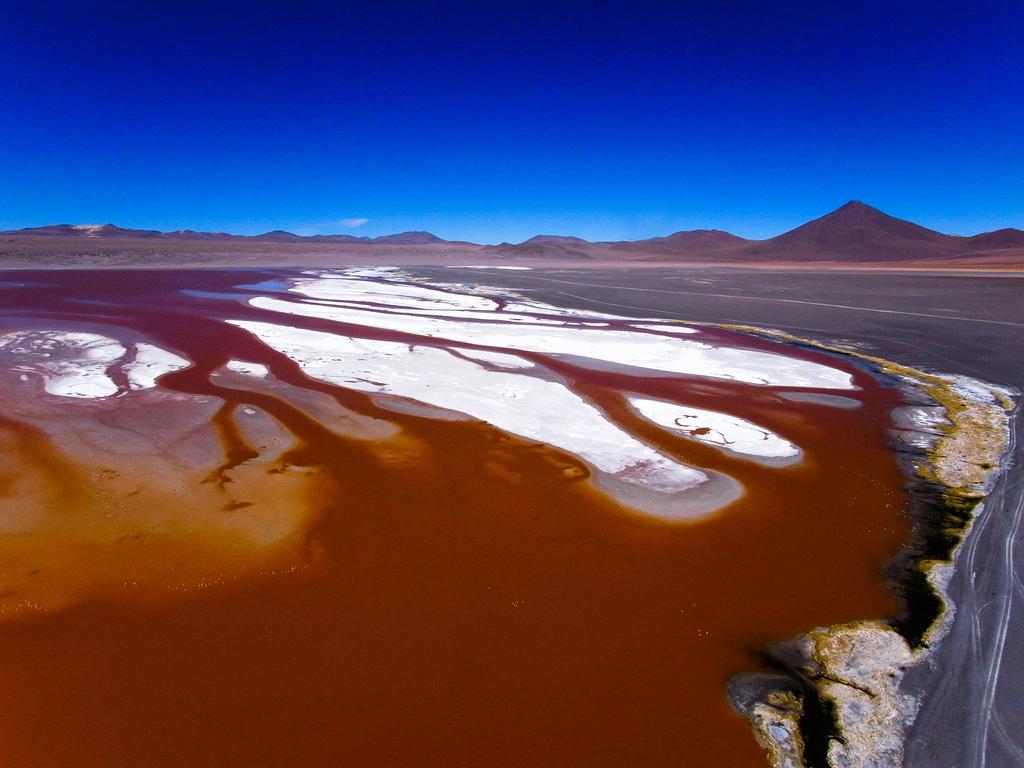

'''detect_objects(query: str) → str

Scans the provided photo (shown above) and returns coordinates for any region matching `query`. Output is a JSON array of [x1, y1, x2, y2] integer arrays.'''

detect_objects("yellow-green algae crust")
[[401, 276, 1013, 768], [690, 322, 1015, 768]]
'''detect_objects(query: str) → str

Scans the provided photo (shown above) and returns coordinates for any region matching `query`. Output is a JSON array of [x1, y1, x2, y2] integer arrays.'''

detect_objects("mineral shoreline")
[[724, 327, 1016, 768], [397, 271, 1017, 766]]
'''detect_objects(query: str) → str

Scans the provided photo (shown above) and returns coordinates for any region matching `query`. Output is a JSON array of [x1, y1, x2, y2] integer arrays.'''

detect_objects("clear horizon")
[[3, 2, 1022, 244]]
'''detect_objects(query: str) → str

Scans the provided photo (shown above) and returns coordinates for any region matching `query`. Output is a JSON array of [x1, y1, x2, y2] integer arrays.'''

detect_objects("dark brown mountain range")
[[608, 229, 748, 256], [5, 223, 445, 245], [2, 202, 1022, 268], [482, 201, 1024, 265], [735, 201, 1024, 262]]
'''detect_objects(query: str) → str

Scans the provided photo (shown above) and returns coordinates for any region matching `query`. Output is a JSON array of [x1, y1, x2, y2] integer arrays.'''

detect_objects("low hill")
[[487, 235, 595, 259], [610, 229, 748, 255]]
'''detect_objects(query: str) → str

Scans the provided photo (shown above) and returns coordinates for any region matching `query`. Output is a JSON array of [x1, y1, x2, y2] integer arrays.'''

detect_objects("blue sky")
[[2, 1, 1022, 243]]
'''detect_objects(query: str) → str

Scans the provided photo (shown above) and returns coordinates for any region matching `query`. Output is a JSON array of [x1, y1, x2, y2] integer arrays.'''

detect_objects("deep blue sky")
[[2, 1, 1022, 243]]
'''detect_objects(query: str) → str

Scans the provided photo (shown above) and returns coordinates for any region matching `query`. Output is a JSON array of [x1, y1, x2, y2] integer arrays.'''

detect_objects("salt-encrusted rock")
[[807, 621, 915, 768], [729, 674, 807, 768], [926, 378, 1010, 490], [750, 691, 807, 768]]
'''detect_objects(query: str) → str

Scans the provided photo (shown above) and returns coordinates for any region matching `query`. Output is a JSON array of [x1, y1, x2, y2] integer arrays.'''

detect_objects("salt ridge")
[[228, 319, 708, 502], [630, 397, 801, 460]]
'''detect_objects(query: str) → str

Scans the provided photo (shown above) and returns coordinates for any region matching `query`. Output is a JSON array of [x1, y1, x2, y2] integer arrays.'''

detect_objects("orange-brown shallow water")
[[0, 269, 911, 767]]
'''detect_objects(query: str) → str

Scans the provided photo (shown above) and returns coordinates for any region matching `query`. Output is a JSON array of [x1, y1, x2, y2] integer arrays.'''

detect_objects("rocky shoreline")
[[725, 328, 1015, 768]]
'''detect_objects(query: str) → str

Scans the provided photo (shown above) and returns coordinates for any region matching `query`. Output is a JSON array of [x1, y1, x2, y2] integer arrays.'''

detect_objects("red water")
[[0, 270, 910, 767]]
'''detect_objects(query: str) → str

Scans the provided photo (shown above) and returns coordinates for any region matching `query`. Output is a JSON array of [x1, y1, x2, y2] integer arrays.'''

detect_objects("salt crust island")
[[0, 266, 1013, 767], [0, 266, 852, 523]]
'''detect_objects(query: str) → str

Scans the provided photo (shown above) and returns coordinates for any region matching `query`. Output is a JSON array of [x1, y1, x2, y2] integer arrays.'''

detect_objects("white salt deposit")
[[295, 298, 567, 326], [318, 271, 617, 321], [123, 342, 191, 390], [630, 397, 801, 460], [249, 295, 855, 389], [228, 319, 707, 497], [454, 348, 535, 369], [0, 330, 126, 398], [630, 323, 700, 335], [329, 267, 404, 279], [225, 359, 271, 378], [293, 277, 497, 311], [0, 331, 195, 398]]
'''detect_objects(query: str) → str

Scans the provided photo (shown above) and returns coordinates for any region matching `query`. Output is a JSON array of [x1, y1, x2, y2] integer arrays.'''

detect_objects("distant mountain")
[[741, 201, 955, 262], [488, 230, 750, 259], [9, 223, 165, 238], [522, 235, 590, 245], [308, 234, 372, 243], [2, 204, 1022, 267], [165, 229, 239, 241], [964, 228, 1024, 251], [1, 224, 444, 245], [252, 230, 445, 244], [372, 231, 444, 244], [486, 235, 595, 259], [251, 230, 307, 243], [468, 203, 1024, 264], [611, 229, 748, 255]]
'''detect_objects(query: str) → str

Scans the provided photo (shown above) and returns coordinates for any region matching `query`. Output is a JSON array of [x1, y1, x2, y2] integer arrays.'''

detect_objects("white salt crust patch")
[[251, 292, 855, 390], [630, 323, 699, 335], [892, 405, 948, 433], [0, 330, 126, 398], [454, 348, 535, 369], [319, 266, 403, 279], [630, 397, 801, 460], [228, 320, 707, 497], [295, 277, 579, 327], [445, 265, 533, 270], [947, 374, 1017, 406], [124, 343, 191, 390], [292, 276, 498, 311], [310, 269, 620, 320], [891, 404, 948, 450], [295, 298, 567, 327], [225, 359, 271, 378], [0, 331, 191, 399]]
